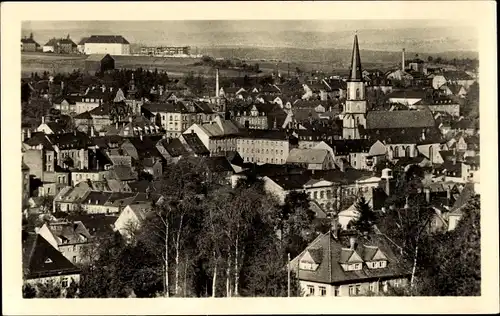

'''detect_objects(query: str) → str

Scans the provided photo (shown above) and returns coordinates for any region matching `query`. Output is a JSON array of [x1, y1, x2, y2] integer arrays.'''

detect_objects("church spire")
[[348, 33, 363, 82]]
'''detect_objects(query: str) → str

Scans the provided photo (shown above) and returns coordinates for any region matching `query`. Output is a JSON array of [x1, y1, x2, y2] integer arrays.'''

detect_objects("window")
[[61, 277, 68, 288], [348, 285, 356, 296], [369, 282, 376, 293], [319, 286, 327, 296], [307, 285, 315, 296], [356, 284, 361, 295], [382, 281, 388, 292]]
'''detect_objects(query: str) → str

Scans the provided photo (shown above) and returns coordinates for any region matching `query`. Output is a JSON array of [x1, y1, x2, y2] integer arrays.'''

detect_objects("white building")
[[83, 35, 130, 56]]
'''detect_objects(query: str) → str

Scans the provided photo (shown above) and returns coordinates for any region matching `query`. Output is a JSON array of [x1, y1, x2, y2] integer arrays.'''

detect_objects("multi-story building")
[[184, 116, 242, 156], [140, 46, 190, 56], [21, 33, 40, 52], [83, 35, 130, 55], [36, 221, 92, 265], [23, 233, 81, 297], [42, 36, 77, 54], [290, 230, 411, 297], [237, 129, 291, 164]]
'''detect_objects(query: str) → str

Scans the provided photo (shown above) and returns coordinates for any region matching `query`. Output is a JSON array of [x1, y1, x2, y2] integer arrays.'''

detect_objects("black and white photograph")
[[2, 1, 498, 315]]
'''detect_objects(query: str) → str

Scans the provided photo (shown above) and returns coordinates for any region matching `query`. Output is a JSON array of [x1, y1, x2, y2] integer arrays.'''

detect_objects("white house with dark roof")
[[83, 35, 130, 55], [23, 233, 81, 296], [290, 230, 411, 297]]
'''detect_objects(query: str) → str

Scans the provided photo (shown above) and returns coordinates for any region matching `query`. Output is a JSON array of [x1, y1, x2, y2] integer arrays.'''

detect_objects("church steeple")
[[348, 33, 363, 82], [127, 73, 137, 99], [342, 33, 367, 140]]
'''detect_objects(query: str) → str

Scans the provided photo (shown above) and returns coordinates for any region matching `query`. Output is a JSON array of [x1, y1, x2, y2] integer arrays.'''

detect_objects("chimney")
[[425, 188, 430, 203], [215, 68, 220, 98], [349, 235, 357, 250], [402, 48, 406, 72]]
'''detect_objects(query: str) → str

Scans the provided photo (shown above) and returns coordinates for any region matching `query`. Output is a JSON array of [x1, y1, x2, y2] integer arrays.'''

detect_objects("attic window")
[[44, 258, 53, 264]]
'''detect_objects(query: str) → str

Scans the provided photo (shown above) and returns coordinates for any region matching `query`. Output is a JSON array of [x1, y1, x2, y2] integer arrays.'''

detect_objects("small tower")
[[127, 73, 141, 114], [342, 32, 367, 140]]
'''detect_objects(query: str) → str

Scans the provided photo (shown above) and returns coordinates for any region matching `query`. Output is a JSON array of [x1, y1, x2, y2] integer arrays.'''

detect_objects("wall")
[[23, 149, 44, 179], [25, 274, 81, 297], [386, 144, 418, 161], [299, 277, 408, 297], [75, 101, 100, 115], [237, 138, 289, 164], [71, 171, 107, 186], [427, 104, 460, 117], [84, 43, 129, 55]]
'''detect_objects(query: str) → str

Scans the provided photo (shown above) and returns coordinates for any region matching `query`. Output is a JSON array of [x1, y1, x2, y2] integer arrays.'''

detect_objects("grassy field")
[[21, 52, 267, 79]]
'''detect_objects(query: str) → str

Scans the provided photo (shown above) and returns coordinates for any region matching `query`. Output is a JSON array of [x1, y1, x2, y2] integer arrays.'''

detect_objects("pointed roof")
[[348, 34, 363, 82], [23, 233, 80, 279]]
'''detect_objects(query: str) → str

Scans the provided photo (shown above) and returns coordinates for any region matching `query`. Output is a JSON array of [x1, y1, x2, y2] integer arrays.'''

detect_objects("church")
[[342, 34, 443, 161]]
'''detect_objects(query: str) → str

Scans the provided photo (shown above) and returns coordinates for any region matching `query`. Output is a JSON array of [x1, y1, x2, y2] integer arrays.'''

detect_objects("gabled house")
[[114, 203, 152, 240], [287, 148, 335, 170], [23, 233, 81, 297], [289, 230, 411, 296], [36, 221, 92, 265]]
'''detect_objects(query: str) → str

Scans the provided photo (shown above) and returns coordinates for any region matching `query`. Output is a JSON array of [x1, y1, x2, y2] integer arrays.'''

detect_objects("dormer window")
[[299, 249, 322, 271]]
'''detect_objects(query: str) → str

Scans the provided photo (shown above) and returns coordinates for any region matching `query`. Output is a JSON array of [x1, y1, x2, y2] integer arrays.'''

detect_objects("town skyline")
[[22, 20, 478, 53]]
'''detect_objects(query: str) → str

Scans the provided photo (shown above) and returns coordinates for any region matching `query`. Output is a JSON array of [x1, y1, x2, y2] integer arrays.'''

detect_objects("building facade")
[[83, 35, 130, 55]]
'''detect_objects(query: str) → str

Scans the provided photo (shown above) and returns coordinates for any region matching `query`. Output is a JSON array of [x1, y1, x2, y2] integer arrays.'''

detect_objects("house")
[[202, 156, 237, 185], [65, 213, 118, 240], [432, 71, 476, 90], [84, 54, 115, 75], [439, 83, 468, 98], [447, 183, 476, 231], [36, 221, 92, 265], [287, 148, 335, 170], [231, 103, 273, 130], [143, 157, 163, 179], [36, 118, 68, 135], [83, 35, 130, 55], [23, 233, 81, 297], [183, 116, 242, 156], [413, 96, 460, 117], [237, 129, 292, 164], [42, 36, 77, 54], [386, 89, 427, 106], [21, 33, 40, 52], [289, 230, 411, 296], [114, 203, 152, 240]]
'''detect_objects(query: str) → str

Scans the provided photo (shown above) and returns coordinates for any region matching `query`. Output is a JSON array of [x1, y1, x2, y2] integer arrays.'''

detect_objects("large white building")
[[83, 35, 130, 55]]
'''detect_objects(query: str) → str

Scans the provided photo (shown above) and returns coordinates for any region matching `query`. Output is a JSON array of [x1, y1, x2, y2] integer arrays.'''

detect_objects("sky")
[[21, 20, 478, 52]]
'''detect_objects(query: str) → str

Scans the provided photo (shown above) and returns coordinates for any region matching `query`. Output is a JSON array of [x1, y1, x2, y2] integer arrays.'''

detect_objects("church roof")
[[348, 34, 363, 82], [366, 110, 435, 130]]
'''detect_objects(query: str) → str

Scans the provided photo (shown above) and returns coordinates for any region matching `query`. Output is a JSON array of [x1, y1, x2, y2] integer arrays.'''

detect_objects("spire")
[[348, 33, 363, 82]]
